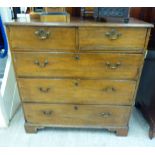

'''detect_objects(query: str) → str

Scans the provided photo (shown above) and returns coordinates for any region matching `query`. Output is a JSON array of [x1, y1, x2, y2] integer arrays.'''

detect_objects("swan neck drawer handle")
[[42, 110, 52, 116], [105, 62, 121, 69], [105, 29, 121, 40], [100, 112, 111, 118], [35, 29, 50, 40], [102, 87, 116, 93], [34, 60, 48, 68], [39, 87, 50, 93]]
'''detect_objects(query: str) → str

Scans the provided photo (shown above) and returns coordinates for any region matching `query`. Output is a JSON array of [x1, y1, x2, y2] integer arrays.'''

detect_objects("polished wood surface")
[[40, 14, 70, 23], [13, 52, 143, 79], [44, 7, 66, 13], [18, 78, 136, 105], [5, 17, 153, 28], [9, 26, 76, 50], [79, 27, 147, 50], [5, 17, 152, 135], [23, 103, 131, 127]]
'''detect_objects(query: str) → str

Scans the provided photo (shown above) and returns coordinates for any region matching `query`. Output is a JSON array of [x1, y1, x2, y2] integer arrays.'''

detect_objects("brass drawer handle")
[[39, 87, 50, 93], [35, 29, 50, 40], [105, 62, 121, 69], [102, 87, 116, 93], [100, 112, 111, 118], [42, 110, 52, 116], [105, 29, 121, 40], [34, 60, 48, 68]]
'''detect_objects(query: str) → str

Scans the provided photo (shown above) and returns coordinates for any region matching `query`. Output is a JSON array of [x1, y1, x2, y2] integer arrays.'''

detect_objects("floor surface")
[[0, 107, 155, 147]]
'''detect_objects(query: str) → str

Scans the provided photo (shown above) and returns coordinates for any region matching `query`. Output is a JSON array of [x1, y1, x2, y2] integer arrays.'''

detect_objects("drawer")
[[79, 27, 147, 50], [23, 103, 131, 127], [9, 26, 76, 50], [18, 78, 136, 105], [13, 52, 143, 79]]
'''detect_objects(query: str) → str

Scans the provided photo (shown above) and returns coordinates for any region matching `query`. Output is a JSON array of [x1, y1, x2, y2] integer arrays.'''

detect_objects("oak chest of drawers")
[[5, 18, 153, 136]]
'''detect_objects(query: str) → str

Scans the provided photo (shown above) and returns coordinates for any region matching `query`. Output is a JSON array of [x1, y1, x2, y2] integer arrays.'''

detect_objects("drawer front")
[[79, 27, 147, 50], [9, 26, 76, 50], [18, 79, 136, 105], [13, 52, 143, 79], [23, 103, 131, 127]]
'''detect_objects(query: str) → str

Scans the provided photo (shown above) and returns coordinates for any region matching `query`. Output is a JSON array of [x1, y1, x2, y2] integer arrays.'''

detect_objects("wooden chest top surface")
[[5, 17, 153, 28]]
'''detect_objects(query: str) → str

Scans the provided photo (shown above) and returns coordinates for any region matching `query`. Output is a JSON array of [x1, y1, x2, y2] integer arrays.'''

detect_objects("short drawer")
[[13, 52, 143, 79], [23, 103, 131, 127], [18, 78, 136, 105], [9, 26, 76, 50], [79, 27, 147, 50]]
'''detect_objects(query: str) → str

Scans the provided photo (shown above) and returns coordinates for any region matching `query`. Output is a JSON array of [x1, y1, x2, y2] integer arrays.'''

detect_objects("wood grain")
[[18, 78, 136, 105], [23, 103, 131, 127], [5, 17, 154, 28], [5, 17, 152, 135], [9, 26, 76, 50], [79, 27, 147, 50], [40, 14, 70, 22], [13, 52, 143, 79], [44, 7, 66, 13]]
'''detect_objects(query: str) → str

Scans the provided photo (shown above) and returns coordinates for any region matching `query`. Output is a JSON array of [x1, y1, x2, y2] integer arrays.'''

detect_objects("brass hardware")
[[35, 29, 50, 40], [74, 82, 79, 86], [100, 112, 111, 118], [74, 55, 80, 60], [39, 87, 50, 93], [74, 106, 78, 110], [74, 79, 80, 86], [102, 87, 116, 93], [105, 62, 121, 69], [105, 29, 121, 40], [42, 110, 52, 116], [34, 60, 48, 68]]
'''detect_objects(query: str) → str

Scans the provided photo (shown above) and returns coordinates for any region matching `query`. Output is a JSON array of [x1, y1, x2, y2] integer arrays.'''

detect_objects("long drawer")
[[18, 78, 136, 105], [13, 52, 143, 79], [79, 27, 147, 50], [9, 26, 76, 50], [23, 103, 131, 127]]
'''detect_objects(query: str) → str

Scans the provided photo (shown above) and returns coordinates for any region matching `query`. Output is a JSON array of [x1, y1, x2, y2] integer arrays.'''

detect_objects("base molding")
[[115, 127, 128, 136], [24, 123, 44, 134], [24, 122, 129, 136]]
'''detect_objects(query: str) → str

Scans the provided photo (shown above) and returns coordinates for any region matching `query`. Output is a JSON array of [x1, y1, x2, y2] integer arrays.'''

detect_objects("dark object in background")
[[81, 7, 94, 19], [66, 7, 81, 17], [136, 51, 155, 139], [12, 7, 21, 19], [130, 7, 155, 50], [0, 16, 8, 58], [94, 7, 130, 23], [33, 7, 44, 12]]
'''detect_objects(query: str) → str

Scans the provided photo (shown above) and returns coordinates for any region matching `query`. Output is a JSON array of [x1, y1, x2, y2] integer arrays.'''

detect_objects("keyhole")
[[74, 106, 78, 110], [74, 82, 79, 86]]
